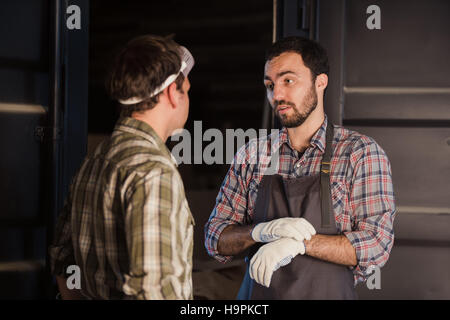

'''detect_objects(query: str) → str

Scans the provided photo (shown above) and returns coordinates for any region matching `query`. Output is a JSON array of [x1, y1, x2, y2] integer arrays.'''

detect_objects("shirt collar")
[[278, 114, 329, 154], [114, 117, 178, 167]]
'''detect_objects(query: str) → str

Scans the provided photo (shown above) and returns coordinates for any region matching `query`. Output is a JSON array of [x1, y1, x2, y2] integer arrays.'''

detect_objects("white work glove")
[[251, 217, 316, 243], [249, 237, 305, 288]]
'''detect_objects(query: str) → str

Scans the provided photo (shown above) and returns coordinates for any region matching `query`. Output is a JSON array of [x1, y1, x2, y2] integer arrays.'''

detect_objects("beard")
[[275, 85, 318, 128]]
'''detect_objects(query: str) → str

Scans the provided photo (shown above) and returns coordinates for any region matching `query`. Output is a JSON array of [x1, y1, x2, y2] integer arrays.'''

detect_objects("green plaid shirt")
[[49, 117, 194, 299]]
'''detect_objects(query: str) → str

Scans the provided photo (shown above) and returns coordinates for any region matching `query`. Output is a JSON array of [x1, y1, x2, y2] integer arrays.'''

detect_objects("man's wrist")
[[303, 234, 316, 255], [250, 224, 257, 238], [250, 223, 261, 242]]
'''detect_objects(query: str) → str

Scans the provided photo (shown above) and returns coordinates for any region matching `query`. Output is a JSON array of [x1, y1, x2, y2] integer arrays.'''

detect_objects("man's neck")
[[286, 108, 325, 153], [132, 110, 171, 143]]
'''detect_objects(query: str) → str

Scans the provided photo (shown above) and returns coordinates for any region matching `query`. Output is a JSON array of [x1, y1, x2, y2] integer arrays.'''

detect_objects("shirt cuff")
[[205, 220, 236, 264], [343, 230, 372, 281]]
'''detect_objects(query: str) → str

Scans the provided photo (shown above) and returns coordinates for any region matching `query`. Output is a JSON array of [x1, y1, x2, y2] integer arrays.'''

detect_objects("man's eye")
[[285, 79, 293, 84], [265, 83, 274, 91]]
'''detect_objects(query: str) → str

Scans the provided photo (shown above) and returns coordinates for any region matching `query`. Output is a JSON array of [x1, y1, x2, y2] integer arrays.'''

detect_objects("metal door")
[[0, 0, 88, 298], [275, 0, 450, 299]]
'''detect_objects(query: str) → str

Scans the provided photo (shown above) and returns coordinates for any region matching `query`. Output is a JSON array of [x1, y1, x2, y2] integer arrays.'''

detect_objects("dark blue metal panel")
[[0, 0, 89, 298]]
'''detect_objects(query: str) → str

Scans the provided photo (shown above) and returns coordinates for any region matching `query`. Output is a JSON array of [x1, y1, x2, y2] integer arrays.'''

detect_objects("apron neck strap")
[[321, 122, 334, 174], [320, 122, 334, 228]]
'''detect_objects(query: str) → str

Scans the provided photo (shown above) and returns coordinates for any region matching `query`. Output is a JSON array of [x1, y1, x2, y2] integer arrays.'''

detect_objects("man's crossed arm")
[[217, 217, 356, 287]]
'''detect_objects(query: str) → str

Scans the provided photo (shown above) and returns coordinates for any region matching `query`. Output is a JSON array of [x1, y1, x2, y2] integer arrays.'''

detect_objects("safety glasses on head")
[[119, 46, 194, 105]]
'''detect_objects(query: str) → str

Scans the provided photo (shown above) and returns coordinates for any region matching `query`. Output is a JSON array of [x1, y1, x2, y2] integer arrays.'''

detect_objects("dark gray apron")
[[237, 124, 357, 300]]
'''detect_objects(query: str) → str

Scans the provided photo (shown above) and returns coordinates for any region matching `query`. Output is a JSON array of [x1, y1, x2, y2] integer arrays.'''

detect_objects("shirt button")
[[295, 162, 300, 168]]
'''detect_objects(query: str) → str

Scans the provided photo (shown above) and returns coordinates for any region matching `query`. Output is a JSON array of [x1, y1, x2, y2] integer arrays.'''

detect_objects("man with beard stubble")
[[204, 37, 396, 299]]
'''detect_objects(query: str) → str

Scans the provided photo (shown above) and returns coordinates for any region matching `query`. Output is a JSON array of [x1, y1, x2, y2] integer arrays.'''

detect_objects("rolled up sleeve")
[[204, 150, 251, 263], [343, 139, 397, 282]]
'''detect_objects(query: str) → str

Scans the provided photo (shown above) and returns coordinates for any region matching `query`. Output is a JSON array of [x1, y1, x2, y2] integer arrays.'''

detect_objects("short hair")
[[106, 34, 184, 117], [266, 36, 329, 79]]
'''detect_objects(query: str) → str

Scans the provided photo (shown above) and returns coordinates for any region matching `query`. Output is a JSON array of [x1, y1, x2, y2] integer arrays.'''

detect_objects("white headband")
[[119, 46, 194, 105]]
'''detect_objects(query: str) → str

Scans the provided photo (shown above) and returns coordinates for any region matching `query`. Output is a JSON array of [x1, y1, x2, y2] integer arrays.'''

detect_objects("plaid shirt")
[[49, 117, 194, 299], [205, 115, 396, 283]]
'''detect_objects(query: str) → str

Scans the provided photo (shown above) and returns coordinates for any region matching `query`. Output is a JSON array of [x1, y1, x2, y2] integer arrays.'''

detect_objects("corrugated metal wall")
[[318, 0, 450, 299]]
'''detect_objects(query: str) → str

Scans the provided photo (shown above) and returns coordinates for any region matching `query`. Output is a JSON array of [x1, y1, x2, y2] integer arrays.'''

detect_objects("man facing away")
[[205, 36, 396, 299], [49, 34, 195, 299]]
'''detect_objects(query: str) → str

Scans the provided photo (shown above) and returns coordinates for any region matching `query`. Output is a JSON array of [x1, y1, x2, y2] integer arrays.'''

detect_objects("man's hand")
[[251, 217, 316, 243], [249, 237, 305, 288]]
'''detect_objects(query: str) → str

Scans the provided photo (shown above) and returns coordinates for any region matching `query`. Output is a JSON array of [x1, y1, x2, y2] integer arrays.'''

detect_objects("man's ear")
[[315, 73, 328, 92], [166, 81, 179, 109]]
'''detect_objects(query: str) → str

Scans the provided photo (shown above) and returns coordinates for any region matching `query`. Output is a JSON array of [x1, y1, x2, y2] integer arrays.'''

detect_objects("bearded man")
[[204, 36, 396, 300]]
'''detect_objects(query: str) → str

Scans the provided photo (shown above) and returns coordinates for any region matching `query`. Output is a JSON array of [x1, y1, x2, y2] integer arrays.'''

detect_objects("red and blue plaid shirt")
[[204, 115, 396, 283]]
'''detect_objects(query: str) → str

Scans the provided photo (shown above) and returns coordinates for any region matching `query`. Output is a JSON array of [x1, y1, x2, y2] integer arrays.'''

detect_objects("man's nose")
[[272, 84, 285, 102]]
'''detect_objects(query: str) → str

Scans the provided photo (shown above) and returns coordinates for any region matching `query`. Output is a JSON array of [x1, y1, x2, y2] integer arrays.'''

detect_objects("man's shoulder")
[[334, 125, 387, 161], [87, 131, 177, 178], [233, 128, 280, 164], [108, 130, 172, 162]]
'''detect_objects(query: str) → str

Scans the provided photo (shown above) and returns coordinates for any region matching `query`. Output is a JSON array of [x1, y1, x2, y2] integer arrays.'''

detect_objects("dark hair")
[[266, 36, 329, 80], [106, 34, 184, 117]]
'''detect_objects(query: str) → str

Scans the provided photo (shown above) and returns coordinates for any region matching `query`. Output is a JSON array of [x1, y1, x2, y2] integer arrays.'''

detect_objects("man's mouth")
[[277, 105, 292, 113]]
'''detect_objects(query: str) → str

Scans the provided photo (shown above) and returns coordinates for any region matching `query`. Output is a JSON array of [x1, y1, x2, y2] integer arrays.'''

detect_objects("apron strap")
[[320, 122, 334, 228]]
